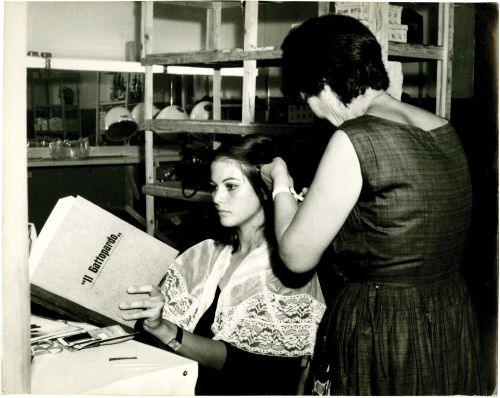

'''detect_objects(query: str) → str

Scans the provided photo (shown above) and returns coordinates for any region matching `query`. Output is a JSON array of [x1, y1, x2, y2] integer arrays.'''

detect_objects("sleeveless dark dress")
[[313, 115, 485, 395]]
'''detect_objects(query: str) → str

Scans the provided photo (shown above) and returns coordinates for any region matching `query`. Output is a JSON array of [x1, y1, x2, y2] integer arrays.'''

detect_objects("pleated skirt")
[[312, 273, 485, 395]]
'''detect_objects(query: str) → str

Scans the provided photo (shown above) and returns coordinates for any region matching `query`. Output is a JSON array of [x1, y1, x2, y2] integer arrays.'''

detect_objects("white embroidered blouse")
[[160, 239, 326, 357]]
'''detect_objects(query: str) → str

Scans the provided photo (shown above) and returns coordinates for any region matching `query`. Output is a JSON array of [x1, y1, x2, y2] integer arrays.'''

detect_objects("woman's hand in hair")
[[120, 284, 165, 329], [260, 157, 294, 191]]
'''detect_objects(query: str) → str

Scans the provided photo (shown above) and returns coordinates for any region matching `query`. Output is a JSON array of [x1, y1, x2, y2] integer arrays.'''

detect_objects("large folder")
[[29, 195, 178, 332]]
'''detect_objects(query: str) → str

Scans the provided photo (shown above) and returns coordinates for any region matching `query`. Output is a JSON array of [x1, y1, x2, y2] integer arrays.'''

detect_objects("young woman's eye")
[[226, 183, 238, 191]]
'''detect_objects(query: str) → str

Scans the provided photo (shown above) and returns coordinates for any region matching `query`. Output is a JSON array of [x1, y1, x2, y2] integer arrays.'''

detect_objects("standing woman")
[[121, 135, 326, 395], [261, 14, 485, 395]]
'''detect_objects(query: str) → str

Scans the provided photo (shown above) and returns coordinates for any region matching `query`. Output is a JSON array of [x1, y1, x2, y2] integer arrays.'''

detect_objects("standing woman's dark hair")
[[281, 14, 389, 105], [211, 134, 279, 252]]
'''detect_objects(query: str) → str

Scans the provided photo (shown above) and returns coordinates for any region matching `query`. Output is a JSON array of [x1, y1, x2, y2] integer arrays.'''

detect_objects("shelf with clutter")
[[139, 1, 454, 236], [28, 69, 82, 140]]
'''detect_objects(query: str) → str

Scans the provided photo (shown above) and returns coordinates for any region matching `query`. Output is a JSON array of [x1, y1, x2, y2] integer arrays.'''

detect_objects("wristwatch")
[[166, 325, 183, 351]]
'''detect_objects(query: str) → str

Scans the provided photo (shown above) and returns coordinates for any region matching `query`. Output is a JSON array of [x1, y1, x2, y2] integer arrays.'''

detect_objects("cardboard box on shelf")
[[388, 24, 409, 43], [334, 3, 403, 25]]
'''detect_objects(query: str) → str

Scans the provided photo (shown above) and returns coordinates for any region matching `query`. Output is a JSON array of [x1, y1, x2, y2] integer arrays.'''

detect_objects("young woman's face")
[[210, 158, 264, 231]]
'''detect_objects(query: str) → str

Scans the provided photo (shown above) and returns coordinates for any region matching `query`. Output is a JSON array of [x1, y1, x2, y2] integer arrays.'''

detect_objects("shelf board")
[[388, 43, 445, 61], [157, 1, 241, 9], [98, 100, 128, 106], [144, 119, 318, 136], [142, 182, 212, 203], [142, 47, 282, 67], [33, 130, 65, 135], [143, 43, 445, 67], [28, 145, 181, 167], [34, 105, 79, 109]]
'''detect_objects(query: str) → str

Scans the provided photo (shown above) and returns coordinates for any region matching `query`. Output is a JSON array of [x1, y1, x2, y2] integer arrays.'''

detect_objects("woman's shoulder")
[[179, 239, 220, 257], [395, 101, 448, 131], [363, 96, 448, 132]]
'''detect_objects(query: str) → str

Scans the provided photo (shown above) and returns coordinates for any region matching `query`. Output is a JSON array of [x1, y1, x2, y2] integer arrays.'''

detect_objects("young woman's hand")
[[120, 284, 165, 329], [260, 157, 294, 190]]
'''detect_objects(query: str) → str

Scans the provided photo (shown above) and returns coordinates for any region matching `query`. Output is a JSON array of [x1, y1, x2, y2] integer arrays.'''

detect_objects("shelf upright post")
[[242, 0, 259, 124], [60, 76, 67, 139], [317, 2, 330, 16], [207, 2, 222, 121], [367, 3, 389, 62], [95, 72, 101, 145], [142, 1, 156, 236], [437, 2, 453, 118]]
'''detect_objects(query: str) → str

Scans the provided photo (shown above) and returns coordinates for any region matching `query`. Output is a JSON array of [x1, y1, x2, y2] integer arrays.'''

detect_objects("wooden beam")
[[318, 2, 330, 16], [143, 48, 282, 66], [144, 43, 445, 67], [436, 3, 453, 118], [242, 0, 259, 124], [142, 182, 212, 203], [388, 43, 445, 61], [146, 119, 320, 136], [2, 2, 31, 393], [366, 3, 389, 61], [142, 1, 156, 236], [207, 2, 222, 121], [206, 2, 222, 51], [157, 1, 240, 9]]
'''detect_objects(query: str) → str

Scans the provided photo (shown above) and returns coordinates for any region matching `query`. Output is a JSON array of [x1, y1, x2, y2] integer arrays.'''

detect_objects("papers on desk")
[[32, 315, 135, 351], [31, 314, 83, 343], [57, 324, 136, 350]]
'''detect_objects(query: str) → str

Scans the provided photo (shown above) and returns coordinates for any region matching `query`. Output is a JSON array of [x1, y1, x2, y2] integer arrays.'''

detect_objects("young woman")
[[260, 14, 485, 396], [120, 135, 326, 395]]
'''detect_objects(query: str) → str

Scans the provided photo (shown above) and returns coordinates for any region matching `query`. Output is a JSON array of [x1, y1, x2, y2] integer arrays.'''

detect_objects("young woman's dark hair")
[[211, 134, 315, 288], [211, 134, 278, 253], [281, 14, 389, 105]]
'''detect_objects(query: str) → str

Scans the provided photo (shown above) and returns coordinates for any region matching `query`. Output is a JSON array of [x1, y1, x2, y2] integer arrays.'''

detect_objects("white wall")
[[26, 2, 475, 107], [27, 2, 138, 61]]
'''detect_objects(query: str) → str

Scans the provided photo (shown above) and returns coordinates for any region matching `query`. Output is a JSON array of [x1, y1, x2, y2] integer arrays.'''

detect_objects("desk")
[[31, 336, 197, 394], [27, 145, 181, 168]]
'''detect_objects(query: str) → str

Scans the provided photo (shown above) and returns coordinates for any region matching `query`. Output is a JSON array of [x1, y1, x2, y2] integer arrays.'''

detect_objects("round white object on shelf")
[[189, 101, 213, 120], [156, 105, 189, 120], [104, 106, 138, 141], [131, 103, 160, 128]]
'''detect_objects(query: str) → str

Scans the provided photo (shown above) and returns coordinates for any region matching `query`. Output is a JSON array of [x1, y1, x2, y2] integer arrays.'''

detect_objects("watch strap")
[[166, 325, 183, 352]]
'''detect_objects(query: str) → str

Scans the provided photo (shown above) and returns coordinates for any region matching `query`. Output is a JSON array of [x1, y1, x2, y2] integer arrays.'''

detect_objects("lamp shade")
[[190, 101, 213, 120], [131, 103, 160, 129], [155, 105, 189, 120], [154, 105, 189, 142], [104, 106, 138, 142]]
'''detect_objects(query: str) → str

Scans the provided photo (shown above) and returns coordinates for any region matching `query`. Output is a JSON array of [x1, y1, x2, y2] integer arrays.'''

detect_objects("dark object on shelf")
[[402, 7, 424, 44], [180, 140, 215, 198], [61, 87, 74, 105]]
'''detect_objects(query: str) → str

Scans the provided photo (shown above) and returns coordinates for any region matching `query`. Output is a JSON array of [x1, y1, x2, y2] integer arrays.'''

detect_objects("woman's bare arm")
[[121, 285, 227, 370], [264, 130, 362, 273]]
